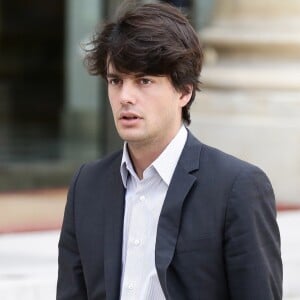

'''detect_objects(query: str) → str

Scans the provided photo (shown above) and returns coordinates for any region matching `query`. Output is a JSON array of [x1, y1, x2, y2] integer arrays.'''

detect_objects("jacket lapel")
[[104, 155, 125, 300], [155, 133, 202, 297]]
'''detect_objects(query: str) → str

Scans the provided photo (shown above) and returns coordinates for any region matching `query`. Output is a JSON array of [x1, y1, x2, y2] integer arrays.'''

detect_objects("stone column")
[[190, 0, 300, 204]]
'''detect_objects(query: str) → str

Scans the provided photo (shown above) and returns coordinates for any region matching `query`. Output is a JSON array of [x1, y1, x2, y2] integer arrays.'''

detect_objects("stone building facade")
[[191, 0, 300, 204]]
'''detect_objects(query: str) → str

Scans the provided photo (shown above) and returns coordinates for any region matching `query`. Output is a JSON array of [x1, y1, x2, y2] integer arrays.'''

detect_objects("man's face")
[[107, 63, 191, 149]]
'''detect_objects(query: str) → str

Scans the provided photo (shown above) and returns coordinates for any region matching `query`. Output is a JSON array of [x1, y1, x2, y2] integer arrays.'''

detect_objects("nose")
[[119, 81, 137, 105]]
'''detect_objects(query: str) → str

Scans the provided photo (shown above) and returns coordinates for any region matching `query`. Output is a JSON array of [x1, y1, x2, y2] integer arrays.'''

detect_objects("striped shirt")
[[120, 125, 187, 299]]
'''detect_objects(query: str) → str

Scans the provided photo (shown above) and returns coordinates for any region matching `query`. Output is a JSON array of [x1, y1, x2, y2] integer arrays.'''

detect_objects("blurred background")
[[0, 0, 300, 299]]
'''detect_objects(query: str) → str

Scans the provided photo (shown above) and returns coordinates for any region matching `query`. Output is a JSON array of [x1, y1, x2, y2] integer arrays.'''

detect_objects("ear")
[[179, 84, 193, 108]]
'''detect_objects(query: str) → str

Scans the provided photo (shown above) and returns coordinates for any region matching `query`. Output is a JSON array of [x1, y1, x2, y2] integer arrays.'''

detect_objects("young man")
[[57, 2, 282, 300]]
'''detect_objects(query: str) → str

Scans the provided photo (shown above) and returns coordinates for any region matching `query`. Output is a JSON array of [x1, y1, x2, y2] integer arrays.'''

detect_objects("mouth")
[[119, 112, 141, 121], [122, 116, 138, 120]]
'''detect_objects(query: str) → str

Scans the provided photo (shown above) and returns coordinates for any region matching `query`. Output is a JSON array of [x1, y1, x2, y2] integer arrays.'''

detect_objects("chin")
[[123, 136, 144, 144], [123, 134, 149, 145], [118, 132, 141, 143]]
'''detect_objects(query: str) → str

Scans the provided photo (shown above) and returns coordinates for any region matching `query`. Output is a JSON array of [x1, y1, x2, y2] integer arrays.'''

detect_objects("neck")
[[127, 128, 181, 179], [127, 143, 163, 180]]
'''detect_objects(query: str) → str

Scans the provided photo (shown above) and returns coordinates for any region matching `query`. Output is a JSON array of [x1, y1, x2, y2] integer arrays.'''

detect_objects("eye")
[[139, 78, 152, 85], [108, 78, 121, 85]]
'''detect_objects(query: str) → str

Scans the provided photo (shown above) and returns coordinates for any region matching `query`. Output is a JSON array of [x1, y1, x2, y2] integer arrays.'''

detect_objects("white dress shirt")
[[119, 125, 188, 300]]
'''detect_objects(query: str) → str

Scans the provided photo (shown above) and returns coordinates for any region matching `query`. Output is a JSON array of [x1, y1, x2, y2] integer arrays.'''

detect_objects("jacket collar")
[[155, 131, 202, 297], [103, 153, 125, 300]]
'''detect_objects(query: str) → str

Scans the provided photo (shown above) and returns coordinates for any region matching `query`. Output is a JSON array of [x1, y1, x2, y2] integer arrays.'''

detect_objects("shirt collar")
[[120, 143, 134, 187], [120, 125, 188, 187], [152, 125, 187, 185]]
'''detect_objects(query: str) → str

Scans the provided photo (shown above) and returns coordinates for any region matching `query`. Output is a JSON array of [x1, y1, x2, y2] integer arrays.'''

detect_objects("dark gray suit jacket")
[[57, 132, 282, 299]]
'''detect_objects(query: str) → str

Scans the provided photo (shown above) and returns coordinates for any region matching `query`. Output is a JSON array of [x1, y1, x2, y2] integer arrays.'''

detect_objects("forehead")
[[106, 62, 174, 88], [105, 49, 171, 78], [107, 63, 163, 79]]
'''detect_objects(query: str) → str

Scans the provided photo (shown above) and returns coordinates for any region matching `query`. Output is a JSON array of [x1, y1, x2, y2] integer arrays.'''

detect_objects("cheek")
[[108, 89, 117, 104], [108, 90, 118, 108], [108, 99, 119, 119]]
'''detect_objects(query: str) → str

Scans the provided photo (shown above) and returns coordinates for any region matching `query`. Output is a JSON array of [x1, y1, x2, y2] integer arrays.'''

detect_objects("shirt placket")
[[121, 181, 149, 299]]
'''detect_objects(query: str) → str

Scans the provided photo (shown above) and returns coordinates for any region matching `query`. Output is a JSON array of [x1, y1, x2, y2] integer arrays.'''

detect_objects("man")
[[57, 2, 282, 299]]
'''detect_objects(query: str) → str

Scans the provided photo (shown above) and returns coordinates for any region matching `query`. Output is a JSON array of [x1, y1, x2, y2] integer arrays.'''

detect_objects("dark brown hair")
[[84, 1, 203, 125]]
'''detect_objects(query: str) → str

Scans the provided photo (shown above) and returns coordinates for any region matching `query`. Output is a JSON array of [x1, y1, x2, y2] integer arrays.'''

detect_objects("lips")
[[123, 116, 138, 120], [119, 112, 141, 120]]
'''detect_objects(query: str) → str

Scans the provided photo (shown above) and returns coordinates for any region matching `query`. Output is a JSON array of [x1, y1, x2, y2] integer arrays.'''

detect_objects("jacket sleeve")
[[56, 165, 88, 300], [224, 166, 283, 300]]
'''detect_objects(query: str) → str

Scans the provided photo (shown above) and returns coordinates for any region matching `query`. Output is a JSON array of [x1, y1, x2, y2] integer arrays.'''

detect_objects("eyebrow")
[[106, 73, 119, 78], [106, 72, 149, 79]]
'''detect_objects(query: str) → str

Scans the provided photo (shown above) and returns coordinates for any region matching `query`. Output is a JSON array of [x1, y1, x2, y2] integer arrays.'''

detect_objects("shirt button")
[[139, 195, 146, 201], [133, 239, 141, 246], [128, 283, 134, 290]]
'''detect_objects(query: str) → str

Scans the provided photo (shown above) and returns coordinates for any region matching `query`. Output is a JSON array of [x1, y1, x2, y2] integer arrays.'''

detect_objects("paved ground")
[[0, 231, 58, 300], [0, 189, 67, 233], [0, 190, 300, 299]]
